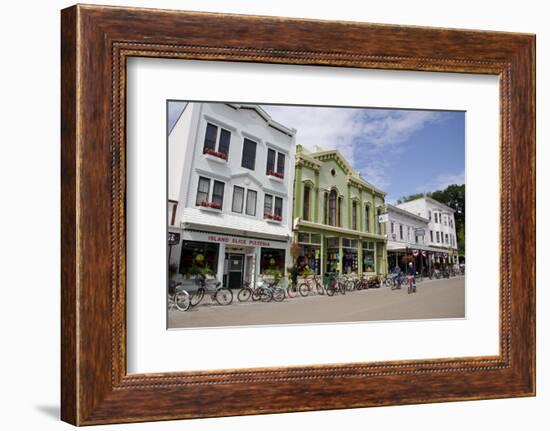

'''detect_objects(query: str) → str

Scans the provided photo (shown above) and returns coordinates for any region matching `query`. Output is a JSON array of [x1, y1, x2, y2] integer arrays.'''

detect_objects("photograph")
[[167, 101, 466, 329]]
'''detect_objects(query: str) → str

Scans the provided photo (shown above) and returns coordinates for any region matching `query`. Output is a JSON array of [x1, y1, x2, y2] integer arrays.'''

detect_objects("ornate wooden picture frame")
[[61, 4, 535, 425]]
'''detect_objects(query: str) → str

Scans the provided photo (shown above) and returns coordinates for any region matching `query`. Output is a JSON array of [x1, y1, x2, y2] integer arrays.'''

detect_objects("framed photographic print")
[[61, 4, 535, 425]]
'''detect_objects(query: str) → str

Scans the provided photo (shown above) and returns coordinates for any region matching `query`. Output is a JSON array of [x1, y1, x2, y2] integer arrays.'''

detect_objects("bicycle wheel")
[[339, 282, 346, 295], [259, 287, 273, 302], [272, 288, 285, 302], [189, 288, 205, 307], [215, 288, 233, 306], [298, 283, 310, 297], [174, 291, 190, 311], [237, 287, 253, 302], [315, 282, 325, 295], [287, 284, 299, 298], [326, 285, 335, 296], [345, 280, 355, 291]]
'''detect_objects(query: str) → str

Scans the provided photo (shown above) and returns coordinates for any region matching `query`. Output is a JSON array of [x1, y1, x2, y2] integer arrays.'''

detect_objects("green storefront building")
[[293, 145, 388, 276]]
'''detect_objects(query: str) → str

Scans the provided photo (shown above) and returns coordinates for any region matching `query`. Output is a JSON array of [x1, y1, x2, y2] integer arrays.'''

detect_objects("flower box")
[[199, 200, 222, 211], [203, 148, 228, 162], [264, 213, 283, 222], [267, 170, 284, 181]]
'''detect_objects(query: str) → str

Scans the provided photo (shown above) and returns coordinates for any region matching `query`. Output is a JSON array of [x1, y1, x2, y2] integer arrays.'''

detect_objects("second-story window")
[[264, 194, 283, 221], [303, 184, 311, 221], [365, 205, 370, 232], [232, 186, 244, 213], [241, 138, 257, 170], [203, 123, 230, 160], [352, 201, 358, 230], [196, 176, 224, 210], [376, 208, 382, 234], [434, 212, 439, 223], [328, 190, 337, 226], [428, 210, 432, 221], [399, 224, 403, 240], [212, 181, 225, 208], [196, 176, 210, 205], [436, 231, 440, 243], [245, 189, 257, 216], [338, 196, 343, 227], [266, 148, 285, 179], [430, 230, 434, 242]]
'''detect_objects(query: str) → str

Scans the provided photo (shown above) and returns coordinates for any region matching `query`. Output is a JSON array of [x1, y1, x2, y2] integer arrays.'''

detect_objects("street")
[[168, 276, 465, 329]]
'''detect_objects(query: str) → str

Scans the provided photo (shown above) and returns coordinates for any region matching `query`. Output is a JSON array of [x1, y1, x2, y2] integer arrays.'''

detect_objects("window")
[[264, 194, 283, 221], [266, 149, 276, 174], [436, 231, 440, 243], [245, 189, 257, 216], [264, 194, 273, 216], [399, 225, 403, 240], [352, 201, 358, 230], [211, 181, 224, 209], [428, 210, 432, 221], [196, 177, 224, 209], [430, 230, 434, 242], [267, 149, 286, 178], [338, 196, 343, 227], [232, 186, 244, 213], [450, 219, 454, 229], [218, 129, 231, 155], [196, 176, 210, 205], [328, 190, 337, 226], [303, 184, 311, 221], [241, 138, 257, 170], [203, 123, 231, 159], [408, 226, 411, 241], [365, 205, 370, 232], [323, 192, 329, 224], [274, 197, 283, 217], [434, 212, 439, 223], [376, 208, 382, 234], [276, 153, 285, 176], [203, 123, 217, 151], [391, 222, 395, 233], [445, 233, 449, 244]]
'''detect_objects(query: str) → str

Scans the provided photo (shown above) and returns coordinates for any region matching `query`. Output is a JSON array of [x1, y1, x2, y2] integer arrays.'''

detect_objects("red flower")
[[204, 148, 227, 160]]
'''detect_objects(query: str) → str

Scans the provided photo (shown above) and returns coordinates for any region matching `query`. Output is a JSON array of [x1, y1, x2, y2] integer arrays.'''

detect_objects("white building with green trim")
[[293, 145, 388, 277]]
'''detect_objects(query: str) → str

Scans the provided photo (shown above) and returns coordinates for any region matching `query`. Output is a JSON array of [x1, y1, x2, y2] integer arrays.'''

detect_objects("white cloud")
[[262, 105, 443, 191], [359, 110, 442, 148], [261, 105, 361, 160]]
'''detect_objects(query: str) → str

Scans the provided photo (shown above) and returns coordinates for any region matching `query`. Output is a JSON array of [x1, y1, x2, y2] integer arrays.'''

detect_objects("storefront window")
[[326, 237, 340, 273], [260, 248, 286, 279], [297, 232, 321, 275], [362, 240, 375, 273], [179, 241, 219, 278], [342, 237, 358, 274]]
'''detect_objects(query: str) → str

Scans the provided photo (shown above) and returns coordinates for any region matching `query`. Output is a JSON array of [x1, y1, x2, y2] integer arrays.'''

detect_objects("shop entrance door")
[[227, 254, 244, 289]]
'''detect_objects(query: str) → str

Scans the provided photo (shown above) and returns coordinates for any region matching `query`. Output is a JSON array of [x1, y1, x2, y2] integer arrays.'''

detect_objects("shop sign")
[[182, 229, 286, 249], [378, 213, 389, 223]]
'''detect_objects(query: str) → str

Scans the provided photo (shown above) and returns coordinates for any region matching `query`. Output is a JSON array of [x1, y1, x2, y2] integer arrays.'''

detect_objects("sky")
[[168, 102, 464, 204]]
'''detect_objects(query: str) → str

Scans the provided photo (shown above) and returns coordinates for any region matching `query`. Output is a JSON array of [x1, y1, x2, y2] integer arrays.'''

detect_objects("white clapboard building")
[[395, 196, 459, 266], [168, 103, 296, 290]]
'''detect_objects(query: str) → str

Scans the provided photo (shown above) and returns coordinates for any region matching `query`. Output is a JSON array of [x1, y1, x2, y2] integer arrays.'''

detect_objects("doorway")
[[226, 253, 244, 289]]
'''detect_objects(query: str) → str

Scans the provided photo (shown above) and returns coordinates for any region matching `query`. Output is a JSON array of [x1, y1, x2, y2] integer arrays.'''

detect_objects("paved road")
[[168, 276, 465, 329]]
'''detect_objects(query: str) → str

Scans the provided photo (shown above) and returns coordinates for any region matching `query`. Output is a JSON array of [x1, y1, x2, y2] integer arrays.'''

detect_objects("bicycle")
[[325, 274, 346, 296], [188, 274, 233, 307], [406, 274, 417, 294], [298, 274, 325, 297], [168, 282, 191, 311]]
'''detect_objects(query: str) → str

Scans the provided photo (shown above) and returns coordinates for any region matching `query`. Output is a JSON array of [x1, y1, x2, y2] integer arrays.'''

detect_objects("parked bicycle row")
[[167, 265, 464, 312]]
